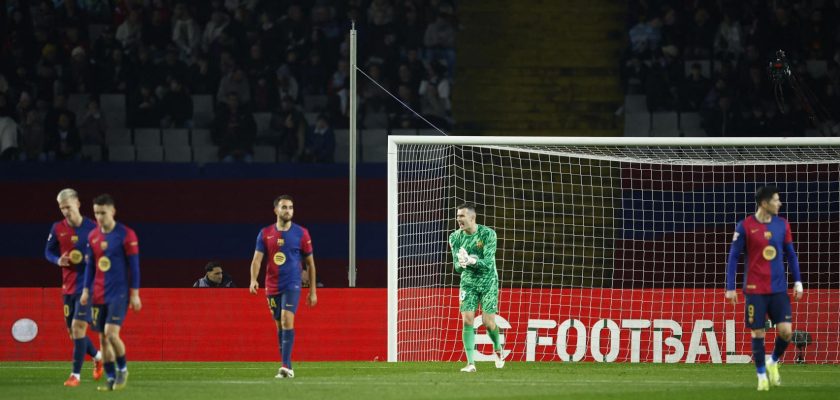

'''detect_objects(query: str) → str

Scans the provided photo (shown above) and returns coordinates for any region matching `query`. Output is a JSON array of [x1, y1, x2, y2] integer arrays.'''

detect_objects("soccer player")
[[80, 194, 142, 391], [725, 186, 803, 391], [45, 188, 104, 386], [249, 195, 318, 379], [448, 203, 504, 372]]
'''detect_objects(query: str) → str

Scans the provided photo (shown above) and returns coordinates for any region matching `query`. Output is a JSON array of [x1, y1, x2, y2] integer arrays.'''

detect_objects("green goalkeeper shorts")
[[459, 284, 499, 314]]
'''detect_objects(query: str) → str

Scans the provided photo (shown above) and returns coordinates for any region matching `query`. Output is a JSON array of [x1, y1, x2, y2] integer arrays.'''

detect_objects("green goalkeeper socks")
[[462, 325, 475, 364], [487, 326, 501, 351]]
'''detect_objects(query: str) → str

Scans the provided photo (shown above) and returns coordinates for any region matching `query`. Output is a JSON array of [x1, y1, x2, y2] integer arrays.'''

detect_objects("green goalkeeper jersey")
[[448, 224, 498, 287]]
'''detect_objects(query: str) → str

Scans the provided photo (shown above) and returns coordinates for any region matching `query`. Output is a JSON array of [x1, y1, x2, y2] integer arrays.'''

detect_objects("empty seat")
[[253, 112, 272, 138], [624, 112, 651, 136], [361, 129, 387, 162], [253, 145, 276, 163], [67, 94, 90, 120], [136, 145, 164, 162], [191, 129, 213, 146], [134, 128, 161, 146], [304, 112, 319, 126], [651, 112, 679, 136], [108, 145, 135, 162], [192, 95, 214, 128], [81, 145, 102, 161], [100, 94, 126, 128], [679, 112, 702, 131], [624, 95, 648, 113], [164, 146, 192, 162], [193, 146, 219, 163], [162, 129, 190, 146], [105, 128, 132, 145], [303, 94, 328, 112]]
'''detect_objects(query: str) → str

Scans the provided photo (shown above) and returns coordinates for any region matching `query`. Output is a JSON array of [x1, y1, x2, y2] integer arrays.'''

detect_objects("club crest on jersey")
[[98, 256, 112, 272], [69, 249, 83, 264], [277, 238, 285, 247], [100, 241, 108, 251], [763, 245, 777, 261], [764, 231, 772, 240], [476, 240, 483, 249], [71, 235, 79, 243], [273, 252, 287, 266]]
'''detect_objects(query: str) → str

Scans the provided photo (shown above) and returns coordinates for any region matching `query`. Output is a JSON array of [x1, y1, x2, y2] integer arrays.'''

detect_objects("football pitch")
[[1, 361, 839, 400]]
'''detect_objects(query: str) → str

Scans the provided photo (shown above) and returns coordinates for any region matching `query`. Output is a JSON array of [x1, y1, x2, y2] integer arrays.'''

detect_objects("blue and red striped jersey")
[[255, 223, 313, 295], [85, 223, 140, 304], [45, 217, 97, 295], [727, 215, 800, 294]]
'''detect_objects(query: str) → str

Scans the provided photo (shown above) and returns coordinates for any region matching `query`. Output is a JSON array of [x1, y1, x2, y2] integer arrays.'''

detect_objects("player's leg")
[[479, 286, 504, 368], [766, 292, 794, 386], [63, 296, 82, 386], [277, 288, 301, 378], [460, 287, 478, 372], [72, 295, 103, 380], [746, 294, 770, 391], [94, 306, 117, 391], [104, 299, 130, 390], [267, 294, 285, 378]]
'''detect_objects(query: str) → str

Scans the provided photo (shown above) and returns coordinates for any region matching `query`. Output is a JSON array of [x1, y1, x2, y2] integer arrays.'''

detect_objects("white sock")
[[94, 351, 102, 361], [757, 372, 768, 379], [767, 357, 777, 365], [71, 373, 80, 380], [119, 367, 128, 373]]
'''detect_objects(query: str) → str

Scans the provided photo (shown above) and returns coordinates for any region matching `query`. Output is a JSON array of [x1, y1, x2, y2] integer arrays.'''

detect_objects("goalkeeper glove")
[[794, 281, 803, 294], [458, 247, 477, 268]]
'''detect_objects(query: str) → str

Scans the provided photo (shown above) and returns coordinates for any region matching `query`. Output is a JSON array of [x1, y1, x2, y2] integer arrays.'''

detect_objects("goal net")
[[387, 137, 840, 364]]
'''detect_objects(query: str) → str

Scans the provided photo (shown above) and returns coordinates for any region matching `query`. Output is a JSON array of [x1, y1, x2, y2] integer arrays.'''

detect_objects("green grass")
[[1, 361, 839, 400]]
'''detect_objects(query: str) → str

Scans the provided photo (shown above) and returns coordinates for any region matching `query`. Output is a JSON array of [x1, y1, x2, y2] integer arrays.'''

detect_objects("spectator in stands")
[[44, 94, 76, 136], [188, 54, 218, 95], [684, 8, 714, 60], [19, 109, 46, 161], [0, 98, 18, 160], [681, 63, 709, 111], [172, 4, 202, 61], [67, 46, 93, 94], [423, 4, 457, 78], [390, 84, 418, 129], [159, 78, 193, 129], [628, 16, 662, 57], [145, 8, 171, 52], [217, 67, 251, 107], [193, 261, 236, 288], [97, 48, 129, 93], [714, 13, 743, 61], [79, 97, 107, 145], [303, 114, 335, 163], [202, 11, 230, 53], [701, 93, 739, 137], [275, 65, 300, 104], [46, 112, 81, 161], [115, 10, 143, 53], [214, 92, 256, 162], [277, 108, 307, 162], [419, 62, 452, 129]]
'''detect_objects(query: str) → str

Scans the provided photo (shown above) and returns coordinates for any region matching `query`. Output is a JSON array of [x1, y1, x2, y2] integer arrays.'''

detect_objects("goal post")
[[387, 136, 840, 364]]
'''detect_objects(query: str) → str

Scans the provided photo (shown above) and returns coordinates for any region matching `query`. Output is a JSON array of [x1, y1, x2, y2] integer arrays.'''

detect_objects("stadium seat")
[[679, 112, 702, 133], [105, 128, 132, 145], [651, 112, 679, 136], [134, 128, 162, 146], [303, 95, 328, 112], [81, 145, 102, 161], [164, 146, 192, 162], [67, 94, 89, 120], [100, 94, 126, 129], [304, 112, 319, 126], [624, 95, 648, 113], [191, 129, 213, 146], [108, 145, 135, 162], [192, 95, 214, 128], [136, 145, 164, 162], [162, 129, 190, 146], [253, 112, 272, 138], [193, 146, 219, 164], [334, 129, 349, 162], [253, 145, 276, 163], [624, 112, 651, 136], [361, 129, 387, 162]]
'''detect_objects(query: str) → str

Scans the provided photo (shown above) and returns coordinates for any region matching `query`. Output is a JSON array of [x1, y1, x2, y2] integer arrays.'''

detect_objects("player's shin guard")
[[772, 336, 790, 362], [487, 327, 501, 351], [281, 329, 295, 369], [85, 337, 98, 358], [462, 325, 475, 365], [72, 338, 86, 374], [752, 337, 767, 374]]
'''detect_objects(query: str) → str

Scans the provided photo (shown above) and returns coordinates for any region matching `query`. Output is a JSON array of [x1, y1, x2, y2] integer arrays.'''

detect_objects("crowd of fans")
[[622, 0, 840, 136], [0, 0, 457, 162]]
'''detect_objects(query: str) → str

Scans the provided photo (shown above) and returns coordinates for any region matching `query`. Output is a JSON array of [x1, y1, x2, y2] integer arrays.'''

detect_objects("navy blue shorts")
[[744, 292, 792, 330], [62, 294, 93, 328], [92, 296, 129, 331], [266, 287, 302, 319]]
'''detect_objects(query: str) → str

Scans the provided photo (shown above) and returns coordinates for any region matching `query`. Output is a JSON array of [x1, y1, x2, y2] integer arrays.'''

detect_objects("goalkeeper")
[[448, 203, 504, 372]]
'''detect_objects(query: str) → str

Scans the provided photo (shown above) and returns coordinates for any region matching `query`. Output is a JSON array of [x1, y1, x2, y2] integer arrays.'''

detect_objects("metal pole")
[[348, 22, 358, 287]]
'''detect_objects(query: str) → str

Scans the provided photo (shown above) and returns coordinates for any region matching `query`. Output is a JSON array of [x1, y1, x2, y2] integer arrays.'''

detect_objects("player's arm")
[[124, 229, 142, 311], [249, 230, 266, 294], [724, 222, 747, 305], [471, 229, 498, 273], [304, 255, 317, 306], [44, 225, 68, 266], [80, 243, 94, 305], [784, 220, 804, 300]]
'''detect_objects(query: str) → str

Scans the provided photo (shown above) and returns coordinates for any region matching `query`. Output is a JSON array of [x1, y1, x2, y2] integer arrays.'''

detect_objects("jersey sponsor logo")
[[100, 241, 108, 251], [764, 231, 772, 240], [273, 252, 287, 266], [98, 256, 112, 272], [731, 232, 740, 242], [71, 235, 79, 243], [69, 249, 84, 264], [762, 245, 777, 260]]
